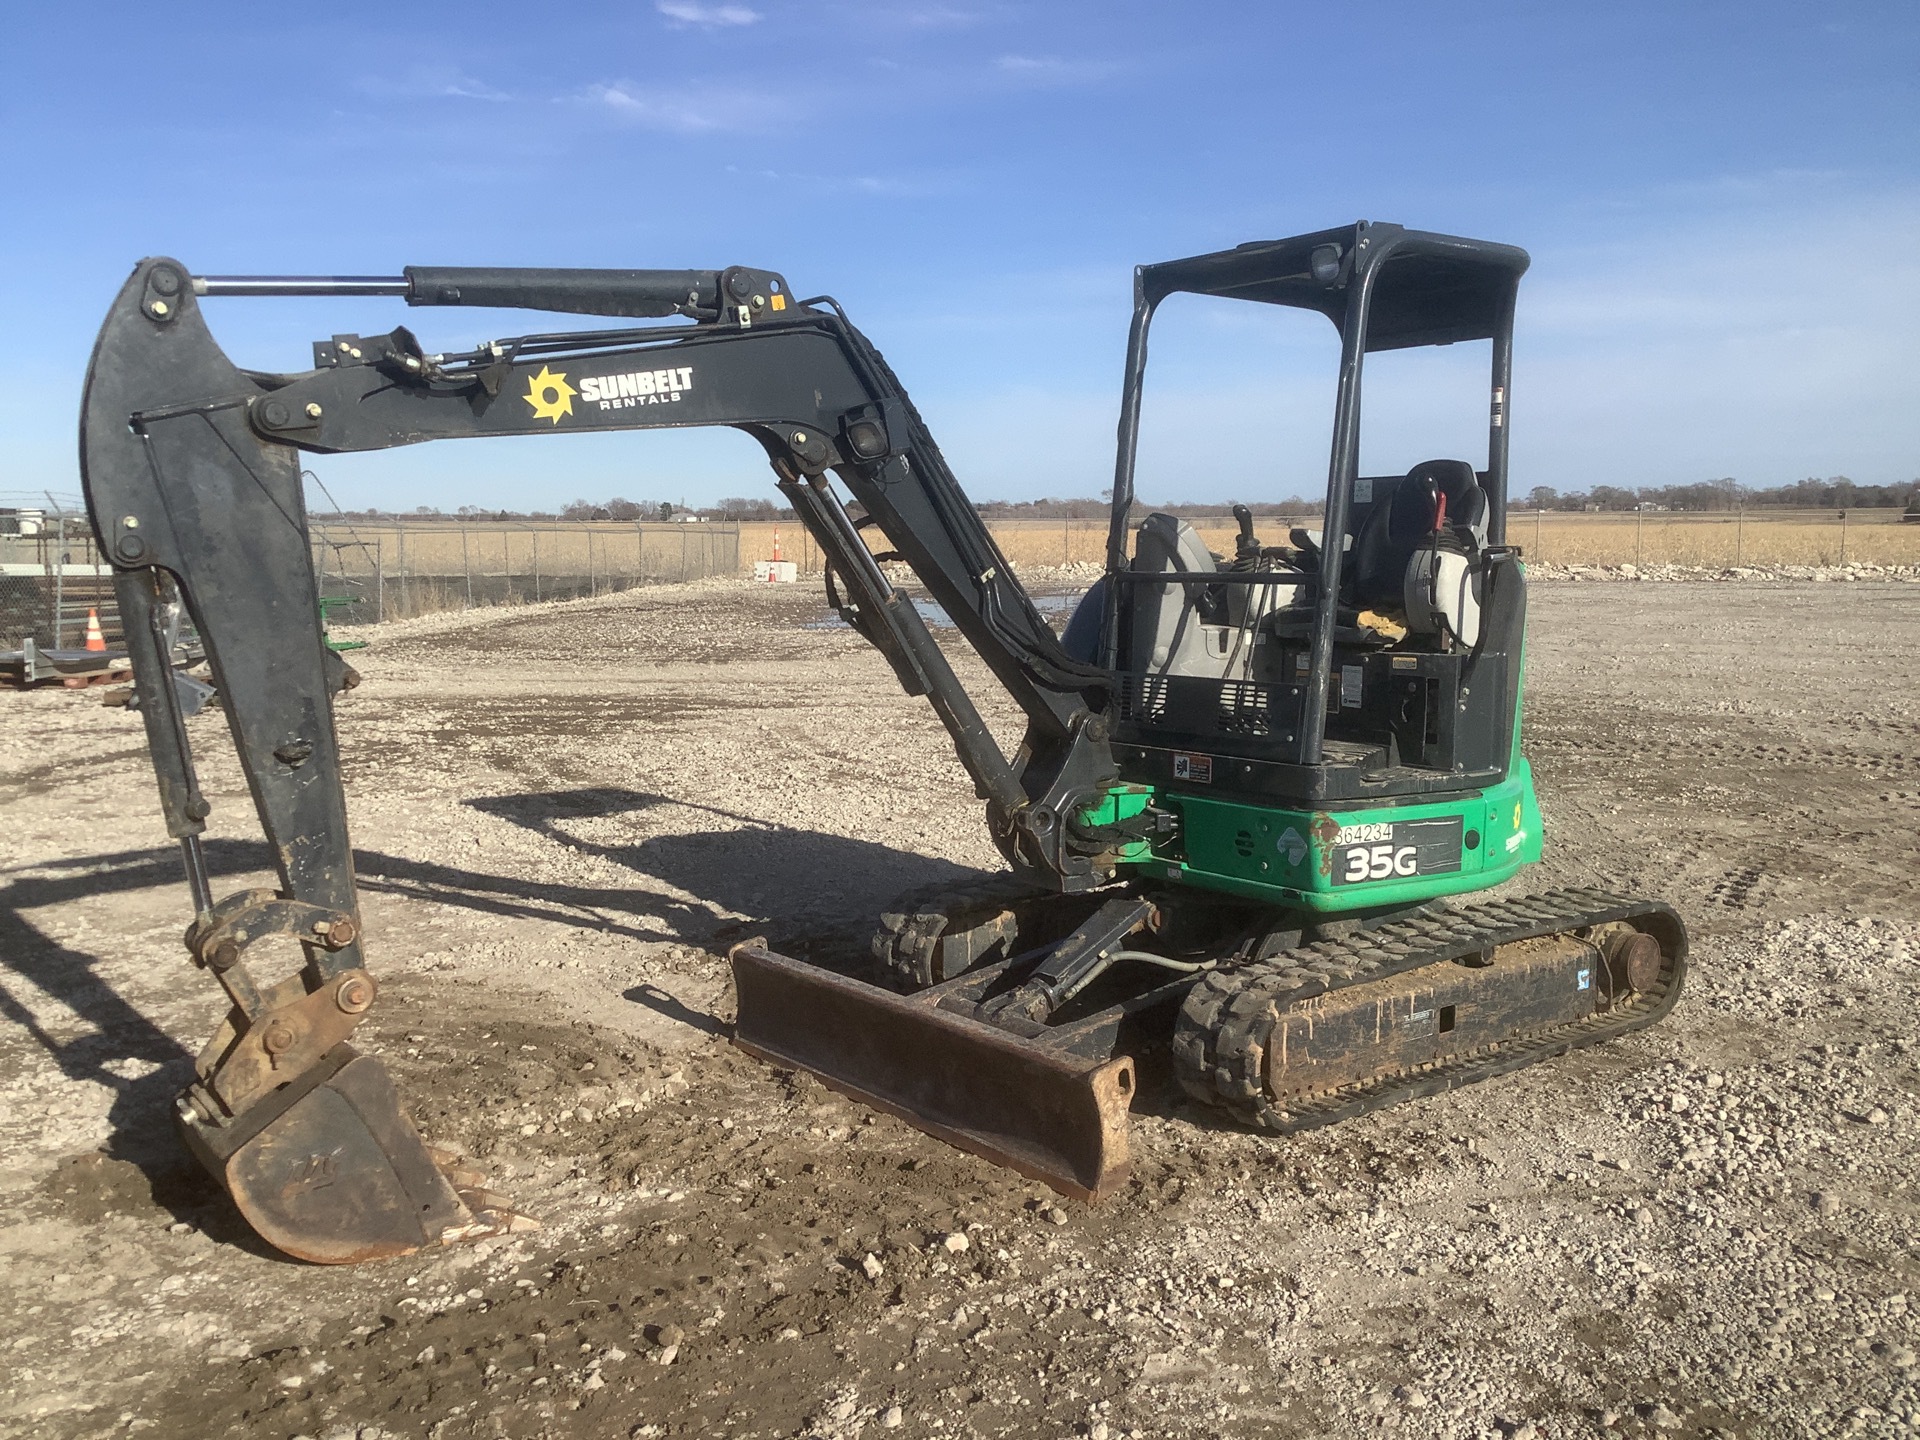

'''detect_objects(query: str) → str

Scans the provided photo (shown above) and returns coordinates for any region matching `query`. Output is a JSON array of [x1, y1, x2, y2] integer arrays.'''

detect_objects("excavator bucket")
[[177, 1045, 519, 1264], [730, 943, 1136, 1201]]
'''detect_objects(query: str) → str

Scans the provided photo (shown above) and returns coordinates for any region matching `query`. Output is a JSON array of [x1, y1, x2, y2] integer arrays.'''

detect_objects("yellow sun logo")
[[523, 366, 576, 424]]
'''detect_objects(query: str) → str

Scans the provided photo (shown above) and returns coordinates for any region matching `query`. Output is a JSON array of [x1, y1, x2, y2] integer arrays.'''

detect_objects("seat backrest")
[[1406, 458, 1488, 544], [1349, 459, 1488, 607]]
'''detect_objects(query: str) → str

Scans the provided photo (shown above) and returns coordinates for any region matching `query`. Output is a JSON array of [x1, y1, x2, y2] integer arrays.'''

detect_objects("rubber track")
[[1171, 888, 1687, 1131]]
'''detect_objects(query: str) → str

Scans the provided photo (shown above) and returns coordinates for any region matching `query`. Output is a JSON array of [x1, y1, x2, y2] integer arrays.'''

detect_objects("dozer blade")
[[178, 1044, 524, 1264], [730, 943, 1135, 1201]]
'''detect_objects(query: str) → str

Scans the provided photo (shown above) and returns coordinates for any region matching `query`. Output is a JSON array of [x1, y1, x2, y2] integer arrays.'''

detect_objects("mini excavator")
[[79, 224, 1686, 1263]]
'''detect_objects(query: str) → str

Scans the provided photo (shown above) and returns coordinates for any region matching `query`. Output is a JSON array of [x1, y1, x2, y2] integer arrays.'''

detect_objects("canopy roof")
[[1138, 222, 1530, 352]]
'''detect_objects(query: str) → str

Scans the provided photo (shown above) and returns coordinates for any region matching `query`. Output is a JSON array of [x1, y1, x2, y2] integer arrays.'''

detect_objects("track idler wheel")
[[1597, 925, 1663, 1002]]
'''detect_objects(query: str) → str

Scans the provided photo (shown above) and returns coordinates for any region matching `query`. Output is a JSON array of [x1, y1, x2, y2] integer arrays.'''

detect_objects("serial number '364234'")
[[1328, 816, 1465, 886]]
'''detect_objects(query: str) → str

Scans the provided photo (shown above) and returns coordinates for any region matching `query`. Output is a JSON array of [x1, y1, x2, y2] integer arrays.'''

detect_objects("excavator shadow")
[[622, 981, 728, 1038], [1, 852, 285, 1254], [459, 786, 970, 970], [2, 807, 972, 1224]]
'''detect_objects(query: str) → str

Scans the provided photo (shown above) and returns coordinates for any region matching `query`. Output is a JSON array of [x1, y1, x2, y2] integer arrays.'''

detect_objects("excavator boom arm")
[[78, 257, 1126, 1261], [86, 259, 1120, 882]]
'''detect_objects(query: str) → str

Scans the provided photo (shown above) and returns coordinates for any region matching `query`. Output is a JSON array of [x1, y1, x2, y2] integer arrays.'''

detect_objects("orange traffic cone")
[[771, 531, 784, 562], [84, 608, 107, 652]]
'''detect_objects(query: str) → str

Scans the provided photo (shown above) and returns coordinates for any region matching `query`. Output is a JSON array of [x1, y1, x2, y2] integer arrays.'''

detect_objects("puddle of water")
[[804, 590, 1087, 631]]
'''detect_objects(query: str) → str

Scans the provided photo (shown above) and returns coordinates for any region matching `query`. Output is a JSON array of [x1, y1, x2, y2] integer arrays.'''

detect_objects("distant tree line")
[[310, 474, 1918, 525], [553, 496, 799, 522], [971, 495, 1325, 519], [1522, 477, 1919, 513], [306, 498, 799, 523]]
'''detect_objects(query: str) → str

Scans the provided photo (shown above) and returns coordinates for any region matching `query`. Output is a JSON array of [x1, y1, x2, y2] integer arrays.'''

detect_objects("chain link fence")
[[310, 520, 742, 626], [10, 497, 1914, 652], [737, 508, 1920, 576], [1503, 505, 1920, 568], [0, 493, 121, 651], [4, 503, 746, 647]]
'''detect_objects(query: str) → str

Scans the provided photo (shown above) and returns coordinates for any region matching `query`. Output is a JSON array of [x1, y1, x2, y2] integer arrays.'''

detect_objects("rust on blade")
[[729, 943, 1133, 1202]]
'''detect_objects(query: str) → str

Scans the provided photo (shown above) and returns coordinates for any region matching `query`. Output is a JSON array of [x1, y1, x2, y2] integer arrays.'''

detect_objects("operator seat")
[[1348, 459, 1490, 647]]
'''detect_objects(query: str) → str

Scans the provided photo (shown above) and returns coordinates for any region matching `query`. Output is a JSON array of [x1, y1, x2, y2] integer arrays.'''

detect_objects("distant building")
[[0, 508, 46, 537]]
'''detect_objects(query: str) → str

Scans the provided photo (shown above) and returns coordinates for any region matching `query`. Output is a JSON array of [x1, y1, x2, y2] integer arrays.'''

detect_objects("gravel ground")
[[1, 576, 1917, 1440]]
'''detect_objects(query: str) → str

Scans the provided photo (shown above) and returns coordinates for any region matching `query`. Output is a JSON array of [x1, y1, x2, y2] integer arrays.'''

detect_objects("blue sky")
[[3, 0, 1915, 511]]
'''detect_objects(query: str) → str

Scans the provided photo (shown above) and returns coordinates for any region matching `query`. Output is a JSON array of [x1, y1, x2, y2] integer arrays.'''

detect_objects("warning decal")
[[1171, 752, 1213, 784]]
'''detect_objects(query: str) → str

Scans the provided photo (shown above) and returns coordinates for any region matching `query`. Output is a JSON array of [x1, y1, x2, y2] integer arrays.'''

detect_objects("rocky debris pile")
[[1528, 561, 1920, 583], [1017, 559, 1106, 581]]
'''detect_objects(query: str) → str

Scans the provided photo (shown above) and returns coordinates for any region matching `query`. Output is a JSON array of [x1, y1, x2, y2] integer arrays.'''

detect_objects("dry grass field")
[[977, 510, 1920, 571], [307, 510, 1919, 622]]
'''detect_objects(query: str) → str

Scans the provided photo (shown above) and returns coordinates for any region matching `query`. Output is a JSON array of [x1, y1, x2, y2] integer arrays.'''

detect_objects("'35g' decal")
[[1343, 843, 1418, 882], [1329, 816, 1465, 886]]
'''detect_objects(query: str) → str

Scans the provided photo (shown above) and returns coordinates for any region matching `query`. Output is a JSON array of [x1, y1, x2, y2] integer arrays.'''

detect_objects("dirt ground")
[[3, 576, 1918, 1440]]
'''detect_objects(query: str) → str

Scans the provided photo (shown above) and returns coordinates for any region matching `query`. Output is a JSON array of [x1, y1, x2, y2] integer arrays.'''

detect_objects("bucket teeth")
[[451, 1187, 542, 1235], [181, 1045, 536, 1264], [427, 1148, 489, 1189]]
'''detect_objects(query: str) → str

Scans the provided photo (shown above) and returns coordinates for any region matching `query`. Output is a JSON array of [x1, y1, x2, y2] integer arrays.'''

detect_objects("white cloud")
[[359, 67, 511, 103], [894, 3, 985, 24], [576, 81, 786, 133], [834, 2, 991, 30], [993, 53, 1123, 85], [438, 75, 512, 102], [655, 1, 762, 26], [719, 162, 952, 198], [1506, 184, 1920, 489]]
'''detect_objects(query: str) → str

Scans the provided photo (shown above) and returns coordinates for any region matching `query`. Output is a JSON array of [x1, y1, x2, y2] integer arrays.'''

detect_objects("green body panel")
[[1121, 761, 1542, 912], [1117, 588, 1542, 914], [1074, 783, 1155, 864]]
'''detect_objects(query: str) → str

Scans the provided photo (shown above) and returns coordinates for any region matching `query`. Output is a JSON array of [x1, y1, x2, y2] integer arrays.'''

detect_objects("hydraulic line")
[[1106, 950, 1216, 974], [1051, 947, 1217, 1009]]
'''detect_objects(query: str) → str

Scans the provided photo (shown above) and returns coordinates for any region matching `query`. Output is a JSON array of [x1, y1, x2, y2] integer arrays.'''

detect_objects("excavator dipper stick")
[[79, 257, 1135, 1260]]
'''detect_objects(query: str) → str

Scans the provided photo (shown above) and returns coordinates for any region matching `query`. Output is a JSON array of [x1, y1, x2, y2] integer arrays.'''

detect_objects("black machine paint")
[[79, 226, 1685, 1260]]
